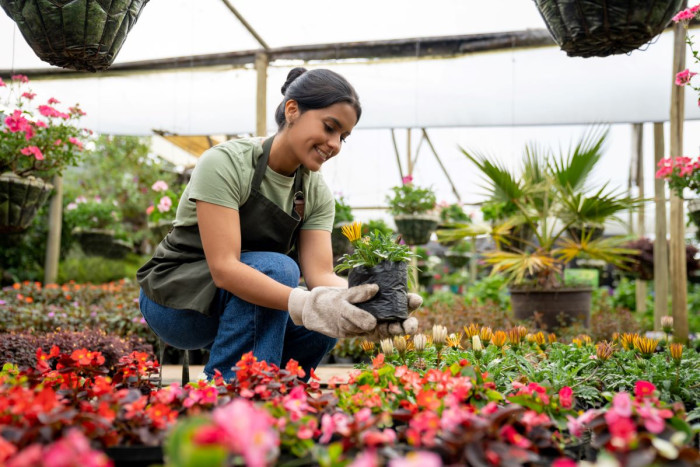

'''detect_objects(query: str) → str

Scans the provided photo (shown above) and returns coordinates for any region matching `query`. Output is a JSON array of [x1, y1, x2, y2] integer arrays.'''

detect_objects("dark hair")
[[274, 67, 361, 130]]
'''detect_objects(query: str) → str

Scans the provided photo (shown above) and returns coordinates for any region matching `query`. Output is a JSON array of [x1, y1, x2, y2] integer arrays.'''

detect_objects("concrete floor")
[[159, 364, 356, 387]]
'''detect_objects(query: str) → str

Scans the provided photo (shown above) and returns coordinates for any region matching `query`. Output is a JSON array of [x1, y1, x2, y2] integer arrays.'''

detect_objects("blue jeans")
[[139, 251, 337, 381]]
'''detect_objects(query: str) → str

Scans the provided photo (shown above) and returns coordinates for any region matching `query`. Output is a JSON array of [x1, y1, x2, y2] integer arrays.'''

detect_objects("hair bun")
[[281, 67, 308, 95]]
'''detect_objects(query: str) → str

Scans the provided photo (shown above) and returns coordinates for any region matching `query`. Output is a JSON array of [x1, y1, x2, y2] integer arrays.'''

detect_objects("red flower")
[[558, 386, 573, 409], [634, 381, 656, 399]]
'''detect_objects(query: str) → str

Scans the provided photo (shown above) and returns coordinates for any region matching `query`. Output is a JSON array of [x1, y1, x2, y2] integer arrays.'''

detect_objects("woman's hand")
[[362, 293, 422, 341], [288, 284, 379, 338]]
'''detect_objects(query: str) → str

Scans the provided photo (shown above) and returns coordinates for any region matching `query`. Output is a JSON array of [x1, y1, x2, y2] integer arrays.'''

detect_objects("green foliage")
[[439, 202, 471, 223], [331, 337, 366, 360], [57, 252, 147, 284], [334, 228, 416, 271], [333, 195, 354, 226], [610, 277, 654, 312], [386, 179, 437, 215], [63, 196, 124, 233], [361, 218, 393, 236], [464, 274, 510, 308]]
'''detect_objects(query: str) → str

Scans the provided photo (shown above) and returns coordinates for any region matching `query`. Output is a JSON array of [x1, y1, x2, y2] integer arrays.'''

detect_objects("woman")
[[137, 67, 420, 381]]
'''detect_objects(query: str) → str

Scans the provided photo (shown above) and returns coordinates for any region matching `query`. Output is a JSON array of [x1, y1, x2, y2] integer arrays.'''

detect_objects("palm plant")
[[444, 128, 640, 289]]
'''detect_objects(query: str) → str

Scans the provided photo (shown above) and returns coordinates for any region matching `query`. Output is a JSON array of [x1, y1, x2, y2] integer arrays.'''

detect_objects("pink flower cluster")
[[193, 398, 279, 467], [567, 381, 675, 452], [672, 3, 700, 22], [1, 430, 111, 467], [655, 156, 700, 179]]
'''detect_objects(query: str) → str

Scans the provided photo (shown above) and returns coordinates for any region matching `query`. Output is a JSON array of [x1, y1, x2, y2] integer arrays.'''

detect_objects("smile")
[[315, 146, 331, 162]]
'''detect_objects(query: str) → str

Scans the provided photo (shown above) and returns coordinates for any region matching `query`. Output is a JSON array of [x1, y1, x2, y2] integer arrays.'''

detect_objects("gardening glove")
[[364, 293, 423, 341], [288, 284, 379, 338]]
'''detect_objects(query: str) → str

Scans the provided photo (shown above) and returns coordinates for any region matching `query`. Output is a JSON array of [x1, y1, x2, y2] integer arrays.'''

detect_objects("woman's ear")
[[284, 99, 299, 126]]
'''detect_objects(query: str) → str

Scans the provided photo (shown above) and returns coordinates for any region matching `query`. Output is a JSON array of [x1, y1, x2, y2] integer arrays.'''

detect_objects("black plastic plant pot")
[[348, 260, 409, 322]]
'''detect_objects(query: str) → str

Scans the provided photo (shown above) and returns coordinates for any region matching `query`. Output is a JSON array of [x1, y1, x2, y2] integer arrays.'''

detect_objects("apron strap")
[[251, 136, 274, 190]]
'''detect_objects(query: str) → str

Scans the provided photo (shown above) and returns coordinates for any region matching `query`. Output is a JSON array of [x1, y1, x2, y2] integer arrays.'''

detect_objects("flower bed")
[[1, 346, 698, 466]]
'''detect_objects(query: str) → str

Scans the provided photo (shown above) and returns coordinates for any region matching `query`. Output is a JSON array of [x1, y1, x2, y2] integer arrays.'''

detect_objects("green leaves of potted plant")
[[454, 129, 639, 330], [335, 222, 416, 321], [0, 75, 88, 233], [387, 175, 438, 245], [330, 195, 354, 262], [64, 195, 132, 259]]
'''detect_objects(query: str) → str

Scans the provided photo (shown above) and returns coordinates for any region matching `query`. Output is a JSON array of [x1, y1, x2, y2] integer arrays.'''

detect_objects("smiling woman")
[[136, 67, 421, 382]]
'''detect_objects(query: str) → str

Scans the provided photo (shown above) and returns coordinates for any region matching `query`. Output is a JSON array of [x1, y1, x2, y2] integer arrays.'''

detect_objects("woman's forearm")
[[213, 260, 294, 311]]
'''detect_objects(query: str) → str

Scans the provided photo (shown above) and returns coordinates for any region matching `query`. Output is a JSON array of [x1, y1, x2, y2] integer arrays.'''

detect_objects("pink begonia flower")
[[0, 436, 17, 463], [20, 146, 44, 161], [297, 420, 316, 440], [558, 386, 573, 409], [43, 429, 111, 467], [6, 444, 43, 467], [47, 97, 60, 105], [35, 120, 47, 128], [38, 105, 63, 118], [349, 450, 380, 467], [611, 392, 633, 417], [21, 92, 36, 100], [637, 402, 674, 434], [675, 69, 697, 86], [672, 8, 696, 22], [11, 74, 28, 83], [361, 428, 397, 447], [551, 459, 577, 467], [212, 399, 279, 467], [608, 416, 637, 449], [388, 451, 443, 467], [634, 380, 656, 399], [0, 77, 6, 87], [75, 196, 87, 204], [151, 180, 169, 192], [54, 139, 62, 146], [282, 386, 313, 421], [157, 196, 172, 213], [401, 175, 414, 185], [68, 137, 83, 150], [66, 203, 78, 211], [5, 110, 30, 133]]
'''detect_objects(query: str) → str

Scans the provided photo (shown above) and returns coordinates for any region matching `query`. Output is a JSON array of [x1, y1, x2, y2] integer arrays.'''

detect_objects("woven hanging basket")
[[393, 214, 439, 246], [533, 0, 684, 57], [0, 0, 150, 72], [0, 172, 53, 234]]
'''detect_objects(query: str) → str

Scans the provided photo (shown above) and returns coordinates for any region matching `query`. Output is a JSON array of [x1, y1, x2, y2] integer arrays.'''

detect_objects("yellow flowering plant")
[[334, 222, 416, 271], [334, 222, 416, 321]]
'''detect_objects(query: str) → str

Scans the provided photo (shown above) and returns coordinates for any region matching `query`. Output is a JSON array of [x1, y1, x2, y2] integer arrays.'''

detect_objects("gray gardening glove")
[[288, 284, 379, 338], [363, 293, 422, 341]]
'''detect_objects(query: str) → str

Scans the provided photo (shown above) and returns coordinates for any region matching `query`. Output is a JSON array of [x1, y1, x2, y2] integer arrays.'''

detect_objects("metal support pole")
[[632, 124, 647, 314], [255, 52, 268, 137], [391, 129, 404, 182]]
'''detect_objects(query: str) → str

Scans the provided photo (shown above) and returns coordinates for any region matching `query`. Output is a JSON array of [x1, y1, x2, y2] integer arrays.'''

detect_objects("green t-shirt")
[[174, 137, 334, 232]]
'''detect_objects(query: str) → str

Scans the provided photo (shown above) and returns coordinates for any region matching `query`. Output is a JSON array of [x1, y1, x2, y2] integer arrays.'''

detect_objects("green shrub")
[[58, 252, 147, 284]]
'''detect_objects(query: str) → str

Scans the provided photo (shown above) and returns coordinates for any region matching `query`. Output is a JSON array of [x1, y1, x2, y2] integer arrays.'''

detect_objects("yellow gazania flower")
[[478, 326, 493, 344], [360, 340, 375, 354], [577, 334, 592, 345], [491, 330, 507, 348], [669, 343, 683, 363], [572, 338, 583, 348], [341, 221, 362, 242], [634, 337, 659, 357], [547, 333, 557, 344], [507, 327, 522, 345], [596, 341, 614, 361], [620, 333, 638, 351], [446, 333, 463, 349], [533, 332, 546, 347], [463, 323, 480, 338], [517, 326, 528, 338]]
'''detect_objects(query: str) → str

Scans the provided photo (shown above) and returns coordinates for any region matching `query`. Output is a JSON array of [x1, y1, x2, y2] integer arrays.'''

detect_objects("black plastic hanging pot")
[[532, 0, 684, 57], [0, 0, 150, 72], [348, 260, 409, 322]]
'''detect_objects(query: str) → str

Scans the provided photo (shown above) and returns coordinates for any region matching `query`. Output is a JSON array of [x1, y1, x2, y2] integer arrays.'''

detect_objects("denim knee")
[[258, 252, 300, 287]]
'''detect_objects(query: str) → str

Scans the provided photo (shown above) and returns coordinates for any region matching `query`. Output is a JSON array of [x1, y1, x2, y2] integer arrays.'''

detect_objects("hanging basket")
[[0, 172, 53, 234], [73, 228, 132, 259], [394, 214, 439, 245], [0, 0, 150, 72], [533, 0, 684, 57]]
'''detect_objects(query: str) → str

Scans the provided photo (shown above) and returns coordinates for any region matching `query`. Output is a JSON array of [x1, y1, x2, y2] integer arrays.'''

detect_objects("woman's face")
[[285, 101, 357, 172]]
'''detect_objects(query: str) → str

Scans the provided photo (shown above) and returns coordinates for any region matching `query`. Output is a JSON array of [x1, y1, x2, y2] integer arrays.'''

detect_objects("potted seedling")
[[387, 175, 438, 245], [335, 221, 416, 321]]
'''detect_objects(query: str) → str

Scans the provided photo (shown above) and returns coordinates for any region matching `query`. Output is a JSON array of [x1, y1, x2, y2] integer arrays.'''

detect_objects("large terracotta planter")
[[510, 286, 592, 330], [0, 0, 150, 71], [533, 0, 683, 57], [0, 172, 53, 234], [393, 214, 439, 245]]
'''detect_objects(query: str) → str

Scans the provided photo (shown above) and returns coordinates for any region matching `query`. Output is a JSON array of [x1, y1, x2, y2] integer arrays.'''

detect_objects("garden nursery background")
[[2, 1, 700, 466]]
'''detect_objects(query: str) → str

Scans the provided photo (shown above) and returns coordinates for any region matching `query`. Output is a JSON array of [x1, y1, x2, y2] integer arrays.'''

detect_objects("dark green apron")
[[136, 136, 305, 315]]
